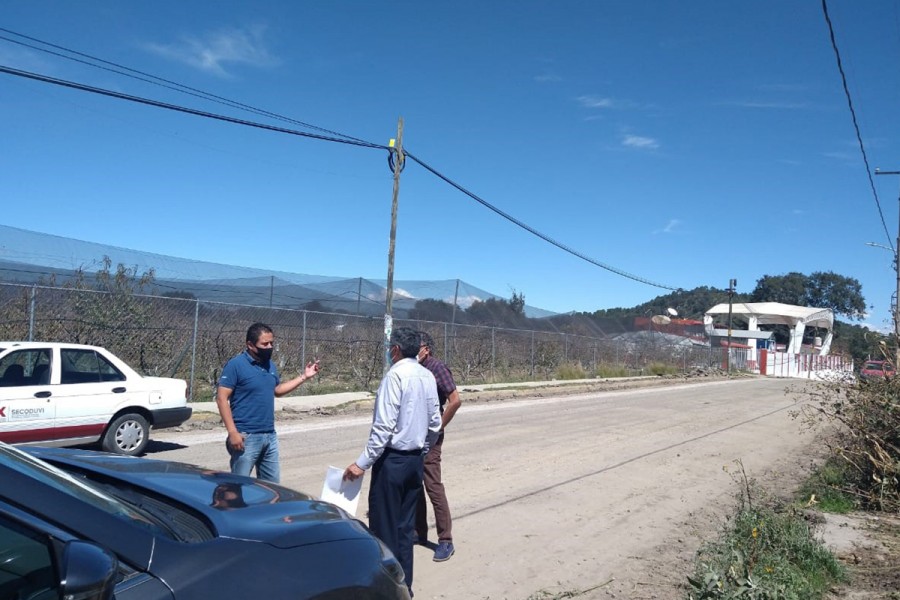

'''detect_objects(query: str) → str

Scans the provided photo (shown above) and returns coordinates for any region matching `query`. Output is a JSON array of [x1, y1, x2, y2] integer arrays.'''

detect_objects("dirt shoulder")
[[822, 512, 900, 599], [183, 372, 741, 430]]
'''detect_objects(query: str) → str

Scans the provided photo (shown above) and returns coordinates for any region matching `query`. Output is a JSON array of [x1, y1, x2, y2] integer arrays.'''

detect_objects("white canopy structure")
[[704, 302, 834, 355]]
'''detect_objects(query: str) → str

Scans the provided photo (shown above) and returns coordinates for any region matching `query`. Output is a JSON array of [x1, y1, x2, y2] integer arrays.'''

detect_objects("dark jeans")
[[368, 448, 424, 594], [415, 431, 452, 542]]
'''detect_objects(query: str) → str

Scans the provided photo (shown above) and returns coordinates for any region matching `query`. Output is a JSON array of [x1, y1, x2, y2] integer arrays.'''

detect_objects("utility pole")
[[448, 278, 459, 364], [383, 118, 404, 373], [874, 168, 900, 368], [726, 278, 736, 374]]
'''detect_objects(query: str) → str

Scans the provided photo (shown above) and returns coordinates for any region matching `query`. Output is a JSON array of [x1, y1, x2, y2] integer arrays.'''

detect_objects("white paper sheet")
[[320, 465, 363, 516]]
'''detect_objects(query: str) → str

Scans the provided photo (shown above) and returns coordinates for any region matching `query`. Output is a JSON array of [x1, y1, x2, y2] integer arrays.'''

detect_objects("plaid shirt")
[[421, 355, 456, 409]]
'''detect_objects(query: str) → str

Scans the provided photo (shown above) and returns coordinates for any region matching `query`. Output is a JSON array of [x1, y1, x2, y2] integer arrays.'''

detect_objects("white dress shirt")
[[355, 357, 442, 470]]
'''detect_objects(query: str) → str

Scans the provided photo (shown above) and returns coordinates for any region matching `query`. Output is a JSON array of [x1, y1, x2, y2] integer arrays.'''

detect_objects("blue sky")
[[2, 1, 900, 328]]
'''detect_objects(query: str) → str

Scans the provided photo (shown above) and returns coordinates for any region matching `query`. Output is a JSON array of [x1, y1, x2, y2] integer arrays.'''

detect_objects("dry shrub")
[[794, 375, 900, 512]]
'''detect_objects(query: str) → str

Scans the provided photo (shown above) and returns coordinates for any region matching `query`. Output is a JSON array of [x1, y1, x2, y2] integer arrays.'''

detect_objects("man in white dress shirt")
[[344, 326, 441, 597]]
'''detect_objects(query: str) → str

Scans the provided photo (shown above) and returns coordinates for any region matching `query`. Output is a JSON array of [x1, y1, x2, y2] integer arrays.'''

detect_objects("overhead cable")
[[821, 0, 894, 252], [0, 28, 371, 146], [404, 150, 679, 291], [0, 59, 679, 291], [0, 65, 387, 150]]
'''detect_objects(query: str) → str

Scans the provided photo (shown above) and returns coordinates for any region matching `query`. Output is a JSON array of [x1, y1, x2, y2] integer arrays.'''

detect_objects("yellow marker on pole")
[[388, 139, 396, 147]]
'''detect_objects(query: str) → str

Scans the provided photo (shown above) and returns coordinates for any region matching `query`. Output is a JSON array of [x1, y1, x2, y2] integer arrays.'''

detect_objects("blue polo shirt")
[[218, 350, 280, 434]]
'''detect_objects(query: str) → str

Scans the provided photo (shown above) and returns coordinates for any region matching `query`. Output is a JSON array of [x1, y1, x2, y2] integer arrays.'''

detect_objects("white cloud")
[[0, 45, 53, 73], [534, 73, 562, 83], [452, 294, 483, 309], [662, 219, 680, 233], [577, 95, 616, 109], [365, 287, 416, 302], [622, 134, 659, 150], [653, 219, 681, 234], [144, 25, 277, 77]]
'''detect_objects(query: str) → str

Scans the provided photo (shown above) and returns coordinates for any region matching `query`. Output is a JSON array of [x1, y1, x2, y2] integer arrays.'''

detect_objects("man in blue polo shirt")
[[216, 322, 320, 482]]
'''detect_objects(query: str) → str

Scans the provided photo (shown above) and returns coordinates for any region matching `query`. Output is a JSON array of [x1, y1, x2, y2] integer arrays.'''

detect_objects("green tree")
[[831, 321, 891, 366], [750, 271, 866, 320], [509, 289, 526, 317], [466, 297, 529, 328], [588, 286, 748, 322], [409, 298, 457, 323], [750, 272, 808, 306], [301, 299, 328, 312], [806, 271, 866, 320]]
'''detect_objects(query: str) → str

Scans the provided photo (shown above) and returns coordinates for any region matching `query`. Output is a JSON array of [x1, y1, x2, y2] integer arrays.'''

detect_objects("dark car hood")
[[25, 447, 372, 549]]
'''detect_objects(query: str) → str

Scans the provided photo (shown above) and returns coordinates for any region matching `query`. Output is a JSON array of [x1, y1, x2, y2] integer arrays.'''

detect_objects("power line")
[[0, 59, 679, 291], [0, 64, 386, 150], [0, 28, 371, 146], [821, 0, 894, 252], [405, 151, 679, 291]]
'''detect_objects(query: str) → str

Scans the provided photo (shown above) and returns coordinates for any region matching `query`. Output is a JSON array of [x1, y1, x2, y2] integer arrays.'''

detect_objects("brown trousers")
[[415, 430, 452, 542]]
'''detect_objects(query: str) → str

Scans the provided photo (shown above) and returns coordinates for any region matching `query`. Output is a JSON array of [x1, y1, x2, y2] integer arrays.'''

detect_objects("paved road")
[[149, 377, 817, 599]]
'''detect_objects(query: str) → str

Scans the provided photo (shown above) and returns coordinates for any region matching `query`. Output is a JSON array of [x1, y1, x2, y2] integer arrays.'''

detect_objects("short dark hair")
[[390, 326, 421, 359], [418, 331, 437, 355], [246, 322, 273, 344]]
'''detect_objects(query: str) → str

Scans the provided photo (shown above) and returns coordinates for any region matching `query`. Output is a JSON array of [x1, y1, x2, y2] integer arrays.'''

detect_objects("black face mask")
[[255, 347, 273, 363]]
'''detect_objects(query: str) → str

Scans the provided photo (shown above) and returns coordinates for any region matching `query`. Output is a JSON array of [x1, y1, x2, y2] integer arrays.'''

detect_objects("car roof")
[[0, 341, 105, 351]]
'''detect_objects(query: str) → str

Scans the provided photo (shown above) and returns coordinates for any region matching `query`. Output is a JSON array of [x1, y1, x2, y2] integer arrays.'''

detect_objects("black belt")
[[385, 447, 422, 456]]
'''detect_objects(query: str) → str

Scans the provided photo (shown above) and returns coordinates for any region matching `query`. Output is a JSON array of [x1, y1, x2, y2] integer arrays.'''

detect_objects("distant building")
[[703, 302, 834, 360]]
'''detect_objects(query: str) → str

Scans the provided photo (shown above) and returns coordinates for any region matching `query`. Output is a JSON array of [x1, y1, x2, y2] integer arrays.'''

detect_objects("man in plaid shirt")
[[414, 331, 462, 562]]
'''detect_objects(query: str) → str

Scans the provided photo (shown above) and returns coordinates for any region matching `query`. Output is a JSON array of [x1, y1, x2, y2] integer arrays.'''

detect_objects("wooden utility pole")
[[726, 278, 736, 374], [383, 118, 404, 373], [448, 278, 460, 363]]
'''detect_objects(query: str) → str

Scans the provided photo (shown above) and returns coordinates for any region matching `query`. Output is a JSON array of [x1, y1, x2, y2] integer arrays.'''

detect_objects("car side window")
[[0, 515, 60, 600], [0, 350, 51, 388], [60, 350, 125, 385]]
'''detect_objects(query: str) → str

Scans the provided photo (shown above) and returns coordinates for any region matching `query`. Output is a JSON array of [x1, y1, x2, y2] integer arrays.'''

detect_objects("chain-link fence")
[[0, 282, 725, 402]]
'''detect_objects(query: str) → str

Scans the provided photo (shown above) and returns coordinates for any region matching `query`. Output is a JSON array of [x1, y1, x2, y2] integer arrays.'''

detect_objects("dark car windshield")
[[863, 362, 886, 371], [0, 443, 155, 528]]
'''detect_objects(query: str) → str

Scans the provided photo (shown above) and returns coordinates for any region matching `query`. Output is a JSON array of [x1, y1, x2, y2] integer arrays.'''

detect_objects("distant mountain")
[[0, 225, 557, 318]]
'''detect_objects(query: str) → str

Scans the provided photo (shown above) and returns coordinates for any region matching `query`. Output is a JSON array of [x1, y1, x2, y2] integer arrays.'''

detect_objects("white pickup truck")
[[0, 341, 191, 455]]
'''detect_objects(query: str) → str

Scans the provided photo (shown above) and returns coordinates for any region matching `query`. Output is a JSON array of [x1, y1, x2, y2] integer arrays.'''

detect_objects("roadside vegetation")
[[796, 375, 899, 512], [686, 370, 900, 599], [686, 463, 845, 599]]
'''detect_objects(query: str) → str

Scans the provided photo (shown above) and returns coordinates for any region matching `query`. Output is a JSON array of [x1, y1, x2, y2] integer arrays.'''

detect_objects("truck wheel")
[[102, 413, 149, 456]]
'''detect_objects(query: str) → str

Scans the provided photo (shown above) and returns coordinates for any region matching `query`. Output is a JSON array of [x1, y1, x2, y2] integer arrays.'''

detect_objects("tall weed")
[[687, 464, 845, 599]]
